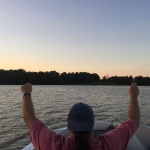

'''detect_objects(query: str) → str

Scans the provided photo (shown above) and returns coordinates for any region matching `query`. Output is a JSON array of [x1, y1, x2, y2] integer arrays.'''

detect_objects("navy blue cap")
[[67, 102, 94, 131]]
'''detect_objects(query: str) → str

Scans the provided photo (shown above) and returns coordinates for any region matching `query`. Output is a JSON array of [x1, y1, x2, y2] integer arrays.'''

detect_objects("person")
[[21, 82, 140, 150]]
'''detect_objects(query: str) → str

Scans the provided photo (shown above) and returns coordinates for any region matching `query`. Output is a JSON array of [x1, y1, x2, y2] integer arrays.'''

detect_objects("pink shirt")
[[29, 119, 138, 150]]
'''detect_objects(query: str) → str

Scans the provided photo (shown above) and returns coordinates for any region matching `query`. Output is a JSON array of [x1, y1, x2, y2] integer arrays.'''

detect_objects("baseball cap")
[[67, 102, 94, 131]]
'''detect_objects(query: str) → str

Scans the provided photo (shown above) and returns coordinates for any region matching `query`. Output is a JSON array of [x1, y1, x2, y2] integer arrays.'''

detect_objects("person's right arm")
[[128, 82, 140, 127]]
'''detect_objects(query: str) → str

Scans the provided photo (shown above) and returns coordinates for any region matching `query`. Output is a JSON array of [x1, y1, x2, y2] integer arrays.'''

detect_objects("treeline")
[[0, 69, 150, 85], [101, 76, 150, 86], [0, 69, 100, 85]]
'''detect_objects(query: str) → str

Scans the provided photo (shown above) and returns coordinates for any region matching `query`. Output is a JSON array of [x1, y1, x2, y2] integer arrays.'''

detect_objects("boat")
[[22, 121, 150, 150]]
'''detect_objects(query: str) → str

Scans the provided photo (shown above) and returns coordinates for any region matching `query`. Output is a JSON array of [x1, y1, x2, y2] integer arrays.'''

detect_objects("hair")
[[73, 131, 91, 150]]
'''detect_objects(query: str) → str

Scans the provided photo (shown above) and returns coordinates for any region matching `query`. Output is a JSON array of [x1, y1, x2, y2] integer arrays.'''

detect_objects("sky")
[[0, 0, 150, 78]]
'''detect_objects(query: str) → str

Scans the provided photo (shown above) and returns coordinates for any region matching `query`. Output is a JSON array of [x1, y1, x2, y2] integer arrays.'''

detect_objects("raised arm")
[[21, 83, 38, 129], [128, 82, 140, 127]]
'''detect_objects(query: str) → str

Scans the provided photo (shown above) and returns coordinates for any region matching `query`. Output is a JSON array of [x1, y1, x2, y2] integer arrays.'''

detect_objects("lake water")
[[0, 85, 150, 150]]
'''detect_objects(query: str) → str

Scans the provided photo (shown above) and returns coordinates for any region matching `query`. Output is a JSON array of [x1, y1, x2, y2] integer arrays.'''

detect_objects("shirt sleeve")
[[29, 120, 65, 150], [98, 119, 138, 150]]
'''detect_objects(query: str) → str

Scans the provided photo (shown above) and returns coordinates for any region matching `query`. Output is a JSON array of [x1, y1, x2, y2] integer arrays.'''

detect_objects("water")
[[0, 85, 150, 150]]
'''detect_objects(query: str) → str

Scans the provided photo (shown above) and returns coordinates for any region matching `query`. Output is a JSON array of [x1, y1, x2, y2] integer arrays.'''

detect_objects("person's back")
[[21, 82, 140, 150]]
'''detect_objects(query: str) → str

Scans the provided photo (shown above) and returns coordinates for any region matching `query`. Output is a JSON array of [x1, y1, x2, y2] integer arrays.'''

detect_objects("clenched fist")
[[129, 82, 139, 99], [21, 83, 32, 94]]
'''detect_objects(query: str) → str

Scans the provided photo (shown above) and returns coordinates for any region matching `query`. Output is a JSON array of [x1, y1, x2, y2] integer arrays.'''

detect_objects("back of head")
[[67, 102, 94, 132], [67, 102, 94, 150]]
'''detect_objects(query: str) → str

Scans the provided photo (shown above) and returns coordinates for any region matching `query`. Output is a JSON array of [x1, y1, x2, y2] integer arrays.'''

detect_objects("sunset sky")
[[0, 0, 150, 78]]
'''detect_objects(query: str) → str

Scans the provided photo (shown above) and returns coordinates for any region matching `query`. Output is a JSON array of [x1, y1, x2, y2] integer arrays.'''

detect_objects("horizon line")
[[0, 68, 149, 78]]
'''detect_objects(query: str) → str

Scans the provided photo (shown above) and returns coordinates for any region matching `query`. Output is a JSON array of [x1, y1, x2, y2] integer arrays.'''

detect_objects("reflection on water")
[[0, 85, 150, 150]]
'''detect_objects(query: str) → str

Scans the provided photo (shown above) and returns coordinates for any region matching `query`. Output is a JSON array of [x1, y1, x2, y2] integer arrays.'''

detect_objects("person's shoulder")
[[29, 118, 47, 130], [120, 119, 138, 129], [113, 119, 139, 137], [96, 119, 138, 149]]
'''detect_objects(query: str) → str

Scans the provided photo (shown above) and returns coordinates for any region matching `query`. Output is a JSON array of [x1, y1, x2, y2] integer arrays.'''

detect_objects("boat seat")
[[135, 126, 150, 149], [127, 135, 148, 150]]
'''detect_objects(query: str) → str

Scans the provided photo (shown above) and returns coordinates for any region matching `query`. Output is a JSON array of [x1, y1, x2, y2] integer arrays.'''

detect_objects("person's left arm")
[[21, 83, 38, 129]]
